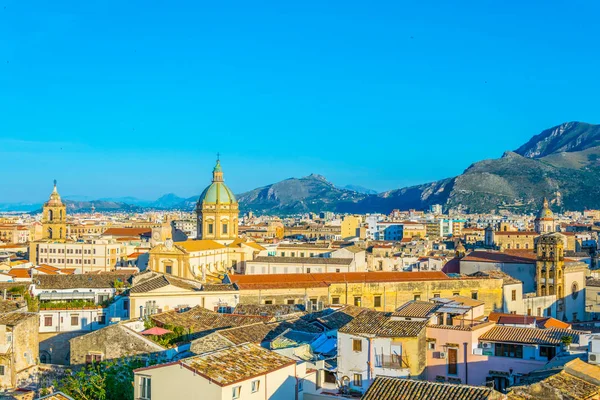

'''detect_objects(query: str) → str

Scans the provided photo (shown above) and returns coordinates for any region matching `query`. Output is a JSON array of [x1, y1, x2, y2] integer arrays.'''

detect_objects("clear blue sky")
[[2, 0, 599, 203]]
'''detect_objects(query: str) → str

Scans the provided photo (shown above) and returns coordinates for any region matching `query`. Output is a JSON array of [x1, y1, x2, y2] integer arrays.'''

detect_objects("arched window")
[[571, 283, 578, 299], [48, 228, 53, 238], [48, 210, 54, 221]]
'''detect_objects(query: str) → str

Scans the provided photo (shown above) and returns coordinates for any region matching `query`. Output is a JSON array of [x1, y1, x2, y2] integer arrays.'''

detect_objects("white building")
[[337, 311, 426, 394], [30, 238, 125, 273], [133, 343, 301, 400]]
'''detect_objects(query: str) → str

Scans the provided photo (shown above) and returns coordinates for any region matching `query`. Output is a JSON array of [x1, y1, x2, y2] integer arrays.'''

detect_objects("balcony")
[[374, 354, 410, 370]]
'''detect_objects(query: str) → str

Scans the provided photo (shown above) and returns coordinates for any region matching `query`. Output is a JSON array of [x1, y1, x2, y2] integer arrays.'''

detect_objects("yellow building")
[[228, 271, 504, 315], [196, 159, 239, 241], [41, 181, 67, 240], [148, 238, 264, 282], [341, 215, 362, 239]]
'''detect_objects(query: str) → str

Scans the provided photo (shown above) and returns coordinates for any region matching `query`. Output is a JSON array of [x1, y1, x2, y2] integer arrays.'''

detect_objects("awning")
[[39, 292, 96, 301]]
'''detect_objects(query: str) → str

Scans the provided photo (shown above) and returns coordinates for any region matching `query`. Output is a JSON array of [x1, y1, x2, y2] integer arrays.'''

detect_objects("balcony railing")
[[374, 354, 409, 369]]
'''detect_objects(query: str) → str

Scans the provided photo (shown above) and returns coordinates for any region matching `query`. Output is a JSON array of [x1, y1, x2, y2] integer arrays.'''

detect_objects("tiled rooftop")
[[34, 273, 132, 289], [181, 344, 295, 386], [0, 311, 37, 326], [362, 376, 503, 400], [151, 307, 270, 336], [339, 310, 427, 337], [249, 256, 354, 265], [394, 301, 440, 318], [480, 326, 586, 346], [228, 271, 450, 290], [462, 250, 536, 264], [129, 273, 203, 293]]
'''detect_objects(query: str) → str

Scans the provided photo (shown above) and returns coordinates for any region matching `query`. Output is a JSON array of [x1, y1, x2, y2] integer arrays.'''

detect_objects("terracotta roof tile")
[[462, 250, 536, 264], [229, 271, 449, 290], [363, 376, 502, 400], [339, 311, 427, 337], [174, 344, 294, 386], [480, 326, 586, 345], [394, 301, 441, 318]]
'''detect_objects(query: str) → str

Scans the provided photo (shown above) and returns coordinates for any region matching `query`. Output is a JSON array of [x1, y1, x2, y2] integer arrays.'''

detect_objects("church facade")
[[148, 159, 265, 282]]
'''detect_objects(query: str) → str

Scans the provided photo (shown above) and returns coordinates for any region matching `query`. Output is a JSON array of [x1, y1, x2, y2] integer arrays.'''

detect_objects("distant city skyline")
[[2, 1, 600, 202]]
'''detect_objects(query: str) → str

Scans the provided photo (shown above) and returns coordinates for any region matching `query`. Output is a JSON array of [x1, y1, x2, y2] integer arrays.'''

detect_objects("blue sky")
[[2, 1, 600, 203]]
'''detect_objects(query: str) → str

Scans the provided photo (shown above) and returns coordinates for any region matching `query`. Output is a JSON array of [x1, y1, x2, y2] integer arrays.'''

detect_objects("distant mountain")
[[3, 122, 599, 215], [236, 174, 368, 214], [148, 193, 187, 209], [341, 184, 377, 195], [236, 122, 600, 214]]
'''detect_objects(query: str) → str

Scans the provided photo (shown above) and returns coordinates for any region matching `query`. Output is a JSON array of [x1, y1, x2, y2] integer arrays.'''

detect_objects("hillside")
[[236, 174, 368, 214], [237, 122, 600, 214]]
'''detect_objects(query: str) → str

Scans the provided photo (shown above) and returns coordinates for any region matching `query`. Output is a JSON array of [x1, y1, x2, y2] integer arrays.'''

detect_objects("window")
[[433, 293, 440, 298], [0, 365, 4, 375], [428, 341, 436, 350], [447, 348, 458, 375], [264, 300, 273, 305], [539, 346, 556, 360], [331, 297, 340, 305], [494, 343, 523, 358], [572, 282, 579, 299], [453, 292, 460, 296], [165, 265, 172, 275], [287, 299, 295, 305], [251, 380, 260, 393], [374, 295, 381, 308], [352, 339, 362, 352], [354, 297, 362, 307], [471, 292, 478, 300], [298, 379, 304, 392], [353, 373, 362, 387], [511, 290, 516, 301], [44, 316, 52, 327], [85, 354, 103, 364], [414, 294, 421, 301], [336, 268, 340, 273], [140, 376, 151, 400], [71, 315, 79, 326], [537, 307, 541, 317], [208, 224, 214, 234], [232, 386, 241, 399], [306, 268, 311, 273], [527, 308, 532, 316], [98, 315, 106, 325]]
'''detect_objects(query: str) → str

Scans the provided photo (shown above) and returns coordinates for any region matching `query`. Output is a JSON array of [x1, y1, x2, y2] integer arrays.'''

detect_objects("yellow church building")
[[148, 159, 265, 282]]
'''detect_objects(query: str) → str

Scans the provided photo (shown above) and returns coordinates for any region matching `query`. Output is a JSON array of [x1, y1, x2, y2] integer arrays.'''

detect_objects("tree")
[[52, 358, 151, 400]]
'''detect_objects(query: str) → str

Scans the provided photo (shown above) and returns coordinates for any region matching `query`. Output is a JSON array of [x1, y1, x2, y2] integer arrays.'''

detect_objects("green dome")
[[199, 182, 237, 204]]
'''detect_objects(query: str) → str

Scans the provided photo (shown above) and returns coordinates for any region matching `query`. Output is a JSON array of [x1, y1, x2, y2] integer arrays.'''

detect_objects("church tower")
[[42, 180, 67, 240], [196, 158, 239, 241], [534, 198, 556, 234], [535, 233, 565, 299]]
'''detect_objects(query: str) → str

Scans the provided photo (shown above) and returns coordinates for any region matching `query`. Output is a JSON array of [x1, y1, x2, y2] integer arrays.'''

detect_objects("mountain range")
[[2, 122, 599, 214]]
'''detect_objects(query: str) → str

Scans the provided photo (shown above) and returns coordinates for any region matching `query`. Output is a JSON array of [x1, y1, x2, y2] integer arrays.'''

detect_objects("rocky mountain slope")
[[236, 121, 600, 214]]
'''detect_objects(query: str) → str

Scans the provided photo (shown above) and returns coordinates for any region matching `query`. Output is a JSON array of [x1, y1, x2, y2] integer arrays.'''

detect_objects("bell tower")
[[535, 233, 565, 298], [42, 180, 67, 240]]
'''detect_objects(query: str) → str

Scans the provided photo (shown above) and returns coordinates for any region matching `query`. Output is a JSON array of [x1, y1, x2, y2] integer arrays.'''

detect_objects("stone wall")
[[69, 324, 165, 366]]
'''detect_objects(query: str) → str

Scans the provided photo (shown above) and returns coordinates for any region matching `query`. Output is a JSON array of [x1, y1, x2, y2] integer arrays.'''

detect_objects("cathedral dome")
[[536, 197, 554, 220], [197, 160, 237, 205]]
